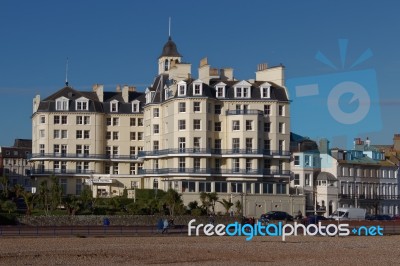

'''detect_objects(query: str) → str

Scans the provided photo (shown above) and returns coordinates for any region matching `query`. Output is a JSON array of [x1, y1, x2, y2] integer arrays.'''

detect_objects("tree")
[[200, 192, 219, 214], [0, 175, 9, 199], [64, 195, 81, 215], [38, 180, 50, 215], [218, 199, 234, 215], [49, 176, 62, 211], [162, 189, 183, 217], [2, 200, 17, 214], [235, 200, 242, 216], [15, 184, 37, 215]]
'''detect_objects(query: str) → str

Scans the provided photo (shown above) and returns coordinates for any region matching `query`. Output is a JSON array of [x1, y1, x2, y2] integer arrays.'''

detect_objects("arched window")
[[164, 59, 169, 71]]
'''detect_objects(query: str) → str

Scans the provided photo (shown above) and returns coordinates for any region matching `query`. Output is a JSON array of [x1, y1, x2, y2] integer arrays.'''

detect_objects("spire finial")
[[65, 57, 69, 86], [168, 17, 171, 38]]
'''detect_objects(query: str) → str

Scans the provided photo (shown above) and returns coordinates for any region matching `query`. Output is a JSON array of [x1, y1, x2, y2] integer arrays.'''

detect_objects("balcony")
[[30, 169, 96, 175], [139, 168, 291, 176], [225, 109, 264, 116], [138, 149, 290, 158], [339, 194, 400, 200], [28, 153, 140, 161]]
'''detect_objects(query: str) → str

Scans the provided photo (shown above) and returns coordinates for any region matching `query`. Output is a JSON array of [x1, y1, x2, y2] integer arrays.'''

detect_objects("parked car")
[[305, 215, 328, 225], [261, 211, 293, 222]]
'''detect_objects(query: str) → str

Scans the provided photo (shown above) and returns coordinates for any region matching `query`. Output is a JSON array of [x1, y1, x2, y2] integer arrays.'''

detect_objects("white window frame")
[[232, 120, 240, 131], [56, 97, 69, 111], [76, 98, 89, 111], [177, 81, 187, 96], [193, 81, 203, 95], [132, 101, 140, 113], [110, 100, 118, 112]]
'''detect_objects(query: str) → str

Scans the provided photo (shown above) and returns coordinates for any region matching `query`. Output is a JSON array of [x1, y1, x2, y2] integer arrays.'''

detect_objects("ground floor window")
[[182, 181, 195, 192]]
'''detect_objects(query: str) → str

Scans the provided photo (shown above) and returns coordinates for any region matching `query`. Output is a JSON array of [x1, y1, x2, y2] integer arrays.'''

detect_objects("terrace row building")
[[290, 137, 400, 216], [30, 36, 305, 216]]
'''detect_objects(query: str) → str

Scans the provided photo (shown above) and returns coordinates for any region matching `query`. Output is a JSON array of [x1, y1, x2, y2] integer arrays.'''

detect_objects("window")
[[76, 116, 83, 125], [39, 129, 45, 138], [305, 155, 311, 166], [182, 181, 195, 192], [277, 184, 287, 194], [264, 122, 271, 132], [106, 118, 112, 126], [138, 132, 143, 140], [215, 122, 221, 131], [130, 164, 136, 175], [246, 120, 253, 131], [294, 156, 300, 166], [130, 132, 136, 141], [235, 87, 242, 98], [194, 158, 201, 170], [54, 144, 60, 154], [76, 179, 82, 195], [216, 86, 225, 98], [279, 105, 284, 116], [232, 138, 240, 152], [294, 174, 300, 185], [231, 182, 243, 193], [178, 82, 187, 96], [262, 87, 270, 98], [113, 117, 119, 126], [54, 161, 60, 172], [39, 144, 45, 155], [40, 116, 45, 124], [214, 139, 221, 152], [179, 102, 186, 112], [246, 159, 252, 172], [56, 98, 69, 111], [153, 159, 159, 169], [111, 101, 118, 112], [194, 137, 201, 151], [215, 182, 227, 193], [178, 137, 186, 152], [153, 140, 159, 150], [130, 146, 136, 155], [112, 146, 118, 156], [193, 119, 201, 130], [179, 157, 186, 172], [278, 122, 284, 133], [76, 100, 88, 110], [138, 118, 143, 126], [61, 130, 68, 139], [130, 118, 136, 126], [264, 105, 270, 115], [193, 102, 201, 112], [132, 102, 140, 113], [199, 182, 211, 192], [54, 116, 60, 124], [178, 120, 186, 130], [305, 173, 311, 186], [262, 183, 273, 194], [113, 163, 119, 174], [113, 132, 119, 140], [235, 87, 250, 98], [61, 116, 67, 124], [214, 105, 221, 114], [54, 130, 60, 139], [232, 120, 240, 130], [106, 131, 111, 140], [84, 116, 90, 125], [279, 140, 284, 151], [84, 130, 90, 139], [153, 124, 159, 134], [61, 144, 67, 155], [153, 108, 159, 117], [233, 158, 240, 172], [264, 139, 271, 152], [245, 138, 252, 151], [76, 130, 82, 139], [194, 84, 202, 95]]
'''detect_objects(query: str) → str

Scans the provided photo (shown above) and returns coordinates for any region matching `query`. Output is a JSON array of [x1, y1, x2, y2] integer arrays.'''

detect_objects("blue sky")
[[1, 0, 399, 148]]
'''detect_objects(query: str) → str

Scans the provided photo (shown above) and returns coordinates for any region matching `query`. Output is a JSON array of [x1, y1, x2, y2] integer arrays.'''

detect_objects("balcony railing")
[[339, 194, 400, 200], [30, 169, 96, 175], [139, 168, 291, 176], [28, 153, 139, 160], [138, 149, 290, 157], [226, 109, 264, 116]]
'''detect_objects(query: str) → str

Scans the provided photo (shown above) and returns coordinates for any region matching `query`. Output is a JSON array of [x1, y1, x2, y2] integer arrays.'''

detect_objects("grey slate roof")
[[159, 37, 182, 58]]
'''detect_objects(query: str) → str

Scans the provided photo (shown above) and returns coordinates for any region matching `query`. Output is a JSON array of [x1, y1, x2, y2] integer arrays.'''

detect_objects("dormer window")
[[55, 97, 69, 111], [76, 97, 89, 111], [132, 101, 140, 113], [177, 81, 187, 96], [234, 81, 252, 98], [260, 82, 272, 98], [192, 80, 203, 96], [215, 82, 226, 98], [110, 100, 118, 112]]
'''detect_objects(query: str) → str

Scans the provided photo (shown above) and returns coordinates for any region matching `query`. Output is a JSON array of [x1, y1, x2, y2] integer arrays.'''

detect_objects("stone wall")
[[18, 215, 241, 226]]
